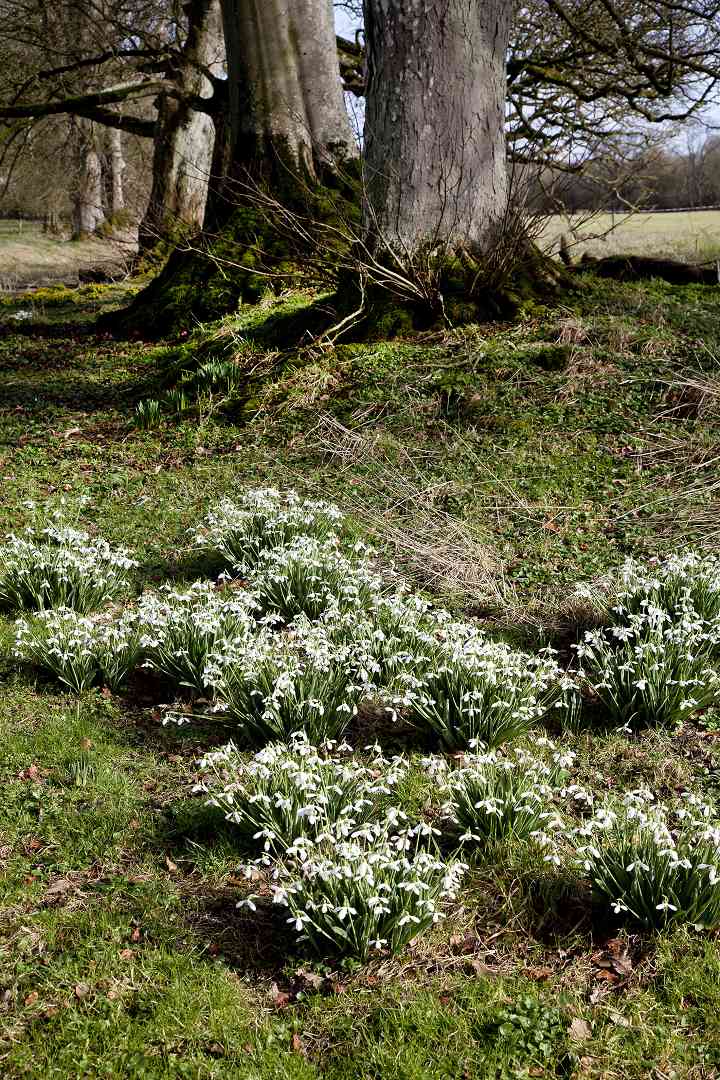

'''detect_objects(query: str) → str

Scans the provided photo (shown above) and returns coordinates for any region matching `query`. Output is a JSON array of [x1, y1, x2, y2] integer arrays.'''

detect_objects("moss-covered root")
[[101, 170, 362, 340], [333, 242, 573, 341]]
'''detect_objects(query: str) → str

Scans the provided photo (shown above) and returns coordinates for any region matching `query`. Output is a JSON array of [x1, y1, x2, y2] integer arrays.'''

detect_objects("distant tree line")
[[529, 133, 720, 213]]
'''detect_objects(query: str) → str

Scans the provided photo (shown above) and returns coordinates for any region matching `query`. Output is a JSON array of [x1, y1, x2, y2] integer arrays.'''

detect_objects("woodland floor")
[[1, 272, 720, 1078]]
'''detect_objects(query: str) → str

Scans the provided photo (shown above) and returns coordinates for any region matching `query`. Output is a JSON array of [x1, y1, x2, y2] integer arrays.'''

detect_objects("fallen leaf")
[[610, 954, 633, 977], [291, 1032, 306, 1056], [450, 933, 477, 954], [523, 965, 553, 981], [569, 1018, 592, 1043], [165, 856, 178, 872], [270, 982, 291, 1008], [24, 991, 39, 1006], [79, 738, 93, 751], [130, 927, 141, 943], [44, 878, 74, 898], [594, 947, 632, 978], [468, 958, 501, 977], [74, 983, 89, 999], [118, 948, 134, 960], [64, 427, 82, 439], [296, 968, 324, 991], [593, 968, 619, 984], [107, 989, 120, 1001]]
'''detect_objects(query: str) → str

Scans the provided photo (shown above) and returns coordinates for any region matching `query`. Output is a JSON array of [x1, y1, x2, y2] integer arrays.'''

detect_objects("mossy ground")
[[1, 275, 720, 1077]]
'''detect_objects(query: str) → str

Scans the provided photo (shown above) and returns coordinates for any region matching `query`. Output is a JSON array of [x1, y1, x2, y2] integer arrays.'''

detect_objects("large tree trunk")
[[362, 0, 510, 259], [138, 0, 224, 250], [203, 0, 357, 224], [72, 118, 106, 238], [112, 0, 358, 336], [221, 0, 355, 180]]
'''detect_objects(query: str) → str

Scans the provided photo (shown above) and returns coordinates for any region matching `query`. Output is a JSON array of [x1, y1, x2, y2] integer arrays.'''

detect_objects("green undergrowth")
[[2, 273, 720, 1076]]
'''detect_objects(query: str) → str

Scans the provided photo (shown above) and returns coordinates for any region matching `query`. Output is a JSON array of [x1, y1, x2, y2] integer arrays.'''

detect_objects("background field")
[[0, 221, 135, 290], [541, 208, 720, 264], [3, 210, 720, 293]]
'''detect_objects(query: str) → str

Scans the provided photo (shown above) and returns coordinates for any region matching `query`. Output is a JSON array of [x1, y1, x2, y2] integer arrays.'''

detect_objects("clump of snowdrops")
[[252, 821, 467, 961], [574, 604, 720, 730], [427, 740, 575, 848], [14, 607, 144, 692], [388, 624, 568, 750], [193, 488, 344, 572], [247, 536, 385, 623], [560, 789, 720, 929], [318, 589, 445, 686], [611, 552, 720, 623], [137, 581, 258, 693], [0, 524, 137, 613], [201, 616, 374, 745], [198, 733, 408, 855]]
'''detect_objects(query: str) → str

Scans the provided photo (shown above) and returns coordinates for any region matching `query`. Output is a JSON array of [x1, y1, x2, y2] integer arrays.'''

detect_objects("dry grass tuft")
[[628, 363, 720, 549], [555, 316, 589, 347], [307, 415, 514, 613]]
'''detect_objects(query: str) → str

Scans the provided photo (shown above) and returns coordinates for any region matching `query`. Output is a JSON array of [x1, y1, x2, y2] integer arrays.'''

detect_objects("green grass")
[[2, 276, 720, 1076]]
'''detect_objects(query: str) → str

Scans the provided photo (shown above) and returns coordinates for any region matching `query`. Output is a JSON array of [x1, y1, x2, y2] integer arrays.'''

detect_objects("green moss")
[[109, 174, 361, 339]]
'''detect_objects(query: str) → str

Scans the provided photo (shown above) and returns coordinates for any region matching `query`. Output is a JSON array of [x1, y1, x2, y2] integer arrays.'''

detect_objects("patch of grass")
[[2, 277, 720, 1077]]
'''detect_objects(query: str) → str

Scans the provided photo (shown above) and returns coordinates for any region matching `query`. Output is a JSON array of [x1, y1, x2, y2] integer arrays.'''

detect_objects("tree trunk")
[[220, 0, 355, 185], [138, 0, 224, 250], [112, 0, 358, 336], [108, 128, 126, 218], [72, 118, 106, 238], [362, 0, 510, 259]]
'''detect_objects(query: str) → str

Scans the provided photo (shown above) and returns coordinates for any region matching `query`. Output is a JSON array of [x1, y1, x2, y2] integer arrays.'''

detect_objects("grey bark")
[[362, 0, 511, 257], [72, 118, 106, 237], [138, 0, 224, 250], [108, 127, 125, 217], [220, 0, 356, 179]]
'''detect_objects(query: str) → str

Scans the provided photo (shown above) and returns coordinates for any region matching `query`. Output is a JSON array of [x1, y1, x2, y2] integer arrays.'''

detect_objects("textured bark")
[[219, 0, 356, 183], [110, 0, 357, 335], [108, 128, 125, 216], [138, 0, 224, 250], [362, 0, 511, 257], [72, 118, 106, 237]]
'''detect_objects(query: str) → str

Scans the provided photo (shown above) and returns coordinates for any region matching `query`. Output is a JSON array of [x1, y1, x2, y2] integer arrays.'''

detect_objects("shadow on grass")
[[138, 549, 230, 589], [186, 891, 298, 977]]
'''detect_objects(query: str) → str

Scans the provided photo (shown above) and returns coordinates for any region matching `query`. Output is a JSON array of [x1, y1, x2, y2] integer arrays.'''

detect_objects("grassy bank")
[[1, 276, 720, 1078]]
